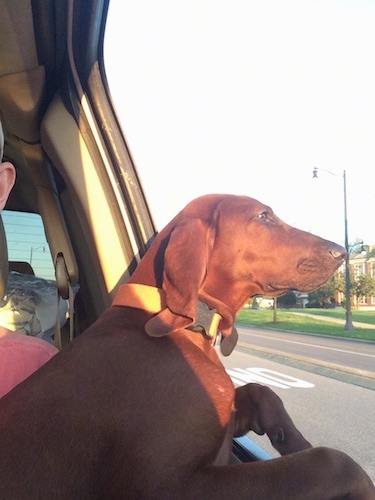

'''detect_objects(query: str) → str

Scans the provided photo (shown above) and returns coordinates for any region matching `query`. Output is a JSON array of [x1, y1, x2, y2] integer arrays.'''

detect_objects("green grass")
[[235, 308, 375, 341]]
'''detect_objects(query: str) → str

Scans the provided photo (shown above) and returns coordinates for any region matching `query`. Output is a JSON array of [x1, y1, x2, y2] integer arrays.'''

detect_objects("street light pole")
[[312, 167, 354, 330], [343, 170, 354, 330], [29, 246, 45, 267]]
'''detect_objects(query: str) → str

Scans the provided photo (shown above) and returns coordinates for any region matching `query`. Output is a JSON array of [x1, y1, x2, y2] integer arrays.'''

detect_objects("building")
[[347, 249, 375, 308]]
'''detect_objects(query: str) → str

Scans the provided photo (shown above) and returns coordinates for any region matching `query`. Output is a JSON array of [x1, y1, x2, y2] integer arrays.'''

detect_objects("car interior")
[[0, 0, 272, 465], [0, 0, 157, 345]]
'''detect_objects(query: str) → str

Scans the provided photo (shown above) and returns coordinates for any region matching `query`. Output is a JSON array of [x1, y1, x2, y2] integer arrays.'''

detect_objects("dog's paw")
[[268, 426, 312, 455], [234, 383, 312, 455]]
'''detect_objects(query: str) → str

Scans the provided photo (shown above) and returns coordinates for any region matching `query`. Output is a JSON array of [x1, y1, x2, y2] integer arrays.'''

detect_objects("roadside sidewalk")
[[290, 312, 375, 330]]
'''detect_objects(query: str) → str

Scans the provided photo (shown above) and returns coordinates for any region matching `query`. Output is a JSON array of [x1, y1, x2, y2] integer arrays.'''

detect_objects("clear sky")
[[104, 0, 375, 248]]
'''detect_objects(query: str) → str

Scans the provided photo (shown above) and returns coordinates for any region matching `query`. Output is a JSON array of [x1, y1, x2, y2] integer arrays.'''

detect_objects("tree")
[[334, 270, 355, 309], [351, 274, 375, 309], [335, 269, 375, 309], [307, 276, 338, 307], [334, 271, 346, 296], [348, 239, 365, 254], [277, 291, 296, 307]]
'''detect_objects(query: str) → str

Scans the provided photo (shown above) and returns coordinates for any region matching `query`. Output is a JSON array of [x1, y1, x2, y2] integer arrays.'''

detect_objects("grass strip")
[[236, 309, 375, 341]]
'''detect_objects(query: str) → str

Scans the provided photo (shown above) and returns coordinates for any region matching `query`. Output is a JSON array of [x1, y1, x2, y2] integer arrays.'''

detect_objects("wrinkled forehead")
[[216, 195, 272, 218], [171, 194, 274, 230]]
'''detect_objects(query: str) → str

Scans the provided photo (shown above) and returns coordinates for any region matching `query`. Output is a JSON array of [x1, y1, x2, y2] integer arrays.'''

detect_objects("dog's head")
[[130, 194, 345, 354]]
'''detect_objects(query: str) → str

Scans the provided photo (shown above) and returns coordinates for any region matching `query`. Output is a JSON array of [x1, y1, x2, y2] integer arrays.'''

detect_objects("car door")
[[0, 0, 307, 465], [1, 0, 156, 339]]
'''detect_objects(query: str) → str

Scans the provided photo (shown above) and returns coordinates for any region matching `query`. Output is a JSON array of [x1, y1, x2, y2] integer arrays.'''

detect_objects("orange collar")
[[112, 283, 167, 313], [112, 283, 222, 343]]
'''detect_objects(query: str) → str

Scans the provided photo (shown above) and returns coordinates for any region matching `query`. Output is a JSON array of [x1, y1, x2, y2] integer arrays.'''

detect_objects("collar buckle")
[[187, 301, 221, 343]]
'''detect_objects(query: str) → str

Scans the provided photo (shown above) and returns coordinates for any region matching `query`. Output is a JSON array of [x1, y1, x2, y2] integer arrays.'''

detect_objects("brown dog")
[[0, 194, 374, 499]]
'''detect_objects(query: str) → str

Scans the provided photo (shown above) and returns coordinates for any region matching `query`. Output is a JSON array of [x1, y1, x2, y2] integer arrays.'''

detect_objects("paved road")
[[236, 325, 375, 382], [219, 348, 375, 483]]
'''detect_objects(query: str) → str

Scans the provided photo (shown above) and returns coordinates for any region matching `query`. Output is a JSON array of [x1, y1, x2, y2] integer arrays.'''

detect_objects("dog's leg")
[[234, 383, 312, 455], [187, 447, 375, 499]]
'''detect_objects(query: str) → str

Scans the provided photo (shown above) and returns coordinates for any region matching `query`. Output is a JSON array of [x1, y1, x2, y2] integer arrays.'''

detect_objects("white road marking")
[[226, 367, 315, 389]]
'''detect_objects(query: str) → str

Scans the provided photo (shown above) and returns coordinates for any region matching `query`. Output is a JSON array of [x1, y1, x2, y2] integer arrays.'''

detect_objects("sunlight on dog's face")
[[132, 194, 346, 342], [203, 195, 345, 299]]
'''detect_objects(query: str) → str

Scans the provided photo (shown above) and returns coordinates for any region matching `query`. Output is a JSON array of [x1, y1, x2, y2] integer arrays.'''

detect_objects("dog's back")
[[0, 195, 373, 499], [0, 307, 234, 498]]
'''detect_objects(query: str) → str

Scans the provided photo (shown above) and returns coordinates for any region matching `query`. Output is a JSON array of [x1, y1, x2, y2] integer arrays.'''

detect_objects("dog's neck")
[[112, 283, 222, 345]]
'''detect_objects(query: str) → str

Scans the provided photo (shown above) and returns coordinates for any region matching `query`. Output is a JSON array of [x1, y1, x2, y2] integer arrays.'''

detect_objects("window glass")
[[104, 1, 375, 249], [2, 211, 55, 280], [103, 1, 375, 478]]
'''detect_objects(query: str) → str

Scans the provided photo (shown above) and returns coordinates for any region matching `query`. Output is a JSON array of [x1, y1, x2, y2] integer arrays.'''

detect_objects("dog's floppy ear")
[[145, 218, 213, 337], [220, 326, 238, 356]]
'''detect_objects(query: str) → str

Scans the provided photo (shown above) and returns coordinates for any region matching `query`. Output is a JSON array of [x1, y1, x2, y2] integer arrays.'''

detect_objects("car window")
[[104, 1, 374, 247], [104, 0, 375, 480], [2, 210, 55, 280]]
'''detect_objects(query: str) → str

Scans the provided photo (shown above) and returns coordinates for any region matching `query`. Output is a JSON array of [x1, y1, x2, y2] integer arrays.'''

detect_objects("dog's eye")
[[258, 211, 269, 220], [257, 211, 275, 224]]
